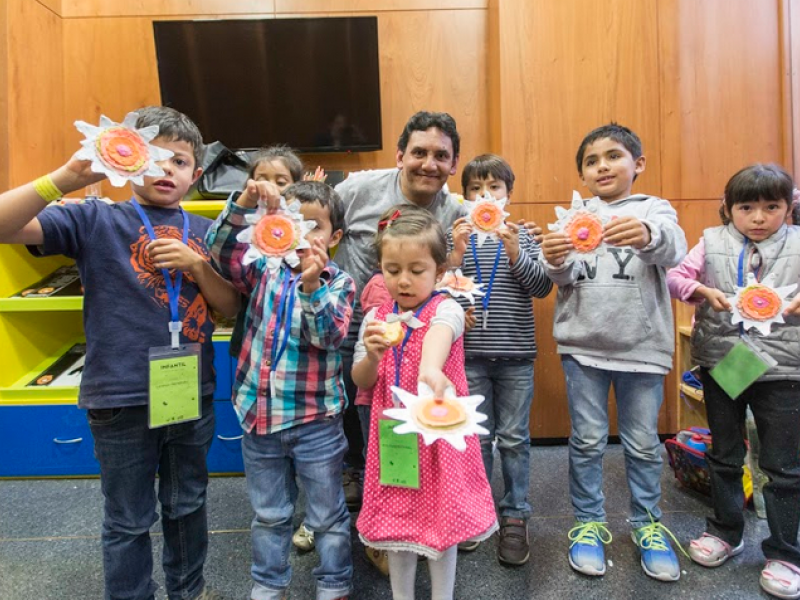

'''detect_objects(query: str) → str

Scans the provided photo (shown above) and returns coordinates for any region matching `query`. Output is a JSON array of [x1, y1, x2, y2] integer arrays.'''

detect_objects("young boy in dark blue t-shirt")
[[0, 106, 238, 600]]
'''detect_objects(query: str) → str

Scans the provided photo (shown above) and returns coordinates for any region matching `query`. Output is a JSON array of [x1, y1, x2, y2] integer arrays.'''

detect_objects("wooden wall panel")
[[790, 0, 800, 178], [36, 0, 63, 15], [0, 2, 9, 194], [660, 0, 784, 201], [277, 0, 486, 12], [60, 0, 275, 18], [8, 0, 64, 187], [59, 0, 485, 18], [62, 17, 163, 200], [496, 0, 663, 207]]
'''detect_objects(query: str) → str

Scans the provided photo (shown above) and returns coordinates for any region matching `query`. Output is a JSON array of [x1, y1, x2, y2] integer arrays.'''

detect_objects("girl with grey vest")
[[667, 164, 800, 600]]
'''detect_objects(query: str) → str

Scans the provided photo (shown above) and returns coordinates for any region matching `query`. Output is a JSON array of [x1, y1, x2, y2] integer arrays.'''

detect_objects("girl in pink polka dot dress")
[[353, 205, 498, 600]]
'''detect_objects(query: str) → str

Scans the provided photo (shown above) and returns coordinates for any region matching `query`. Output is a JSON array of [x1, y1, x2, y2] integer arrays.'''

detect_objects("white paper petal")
[[149, 145, 174, 162], [74, 121, 101, 138], [136, 125, 161, 143], [121, 112, 140, 129]]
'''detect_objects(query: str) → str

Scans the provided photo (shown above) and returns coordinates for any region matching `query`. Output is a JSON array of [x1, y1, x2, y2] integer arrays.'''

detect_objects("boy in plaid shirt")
[[206, 180, 355, 600]]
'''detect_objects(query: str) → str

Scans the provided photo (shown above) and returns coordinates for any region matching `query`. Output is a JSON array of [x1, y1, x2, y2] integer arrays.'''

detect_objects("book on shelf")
[[213, 311, 236, 335], [27, 343, 86, 387], [14, 265, 83, 298]]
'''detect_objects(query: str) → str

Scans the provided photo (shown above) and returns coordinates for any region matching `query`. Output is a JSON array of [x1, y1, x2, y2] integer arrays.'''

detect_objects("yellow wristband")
[[32, 174, 64, 202]]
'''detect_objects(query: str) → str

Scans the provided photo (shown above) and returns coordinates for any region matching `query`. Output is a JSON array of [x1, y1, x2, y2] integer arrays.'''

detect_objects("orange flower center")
[[253, 215, 298, 257]]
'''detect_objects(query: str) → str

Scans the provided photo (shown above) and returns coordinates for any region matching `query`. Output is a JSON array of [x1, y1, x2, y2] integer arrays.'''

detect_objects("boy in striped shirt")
[[206, 180, 354, 600], [447, 154, 553, 565]]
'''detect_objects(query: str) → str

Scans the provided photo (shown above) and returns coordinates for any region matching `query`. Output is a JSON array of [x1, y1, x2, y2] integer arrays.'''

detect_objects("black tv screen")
[[153, 17, 382, 152]]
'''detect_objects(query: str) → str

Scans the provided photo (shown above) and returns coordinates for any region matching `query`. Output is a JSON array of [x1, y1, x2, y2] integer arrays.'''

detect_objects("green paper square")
[[710, 341, 772, 400], [148, 353, 201, 428], [378, 419, 419, 489]]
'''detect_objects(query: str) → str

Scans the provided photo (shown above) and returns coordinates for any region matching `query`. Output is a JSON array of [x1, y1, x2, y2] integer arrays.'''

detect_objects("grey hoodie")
[[540, 194, 688, 370]]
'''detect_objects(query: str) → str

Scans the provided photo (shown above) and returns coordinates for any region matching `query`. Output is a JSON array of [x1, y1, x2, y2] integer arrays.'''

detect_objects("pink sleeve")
[[360, 274, 392, 313], [666, 238, 706, 304]]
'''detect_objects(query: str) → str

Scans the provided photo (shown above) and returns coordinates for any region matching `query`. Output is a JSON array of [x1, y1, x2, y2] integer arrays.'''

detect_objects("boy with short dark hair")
[[539, 123, 688, 582], [206, 179, 355, 600], [0, 105, 238, 600], [447, 154, 553, 565]]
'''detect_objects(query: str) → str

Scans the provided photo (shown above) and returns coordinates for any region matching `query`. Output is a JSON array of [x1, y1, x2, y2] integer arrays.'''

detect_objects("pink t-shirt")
[[666, 238, 706, 304]]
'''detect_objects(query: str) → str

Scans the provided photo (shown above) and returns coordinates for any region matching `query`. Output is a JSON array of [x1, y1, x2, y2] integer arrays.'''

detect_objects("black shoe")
[[343, 467, 363, 510], [498, 517, 530, 566]]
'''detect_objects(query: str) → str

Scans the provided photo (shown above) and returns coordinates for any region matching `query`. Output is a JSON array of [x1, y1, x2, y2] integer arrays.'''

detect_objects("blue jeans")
[[562, 356, 664, 529], [466, 358, 534, 519], [700, 370, 800, 565], [243, 414, 352, 600], [88, 399, 215, 600]]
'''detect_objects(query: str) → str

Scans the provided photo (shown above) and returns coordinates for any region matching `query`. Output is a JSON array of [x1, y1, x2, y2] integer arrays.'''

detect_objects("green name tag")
[[710, 337, 776, 400], [379, 419, 420, 489], [148, 344, 202, 429]]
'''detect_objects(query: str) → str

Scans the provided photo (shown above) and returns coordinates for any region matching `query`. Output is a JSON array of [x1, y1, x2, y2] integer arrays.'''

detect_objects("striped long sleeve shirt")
[[447, 229, 553, 359], [206, 195, 355, 435]]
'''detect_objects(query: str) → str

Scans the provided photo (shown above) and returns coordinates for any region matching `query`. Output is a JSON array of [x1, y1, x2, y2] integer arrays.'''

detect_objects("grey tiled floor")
[[0, 444, 775, 599]]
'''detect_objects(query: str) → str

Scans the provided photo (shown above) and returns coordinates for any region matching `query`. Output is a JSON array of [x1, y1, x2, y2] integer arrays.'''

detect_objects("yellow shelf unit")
[[181, 200, 227, 217], [0, 296, 83, 312], [0, 338, 83, 405], [676, 321, 708, 430]]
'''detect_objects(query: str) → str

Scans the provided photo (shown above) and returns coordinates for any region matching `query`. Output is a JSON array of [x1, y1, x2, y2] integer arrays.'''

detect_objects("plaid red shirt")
[[206, 196, 355, 434]]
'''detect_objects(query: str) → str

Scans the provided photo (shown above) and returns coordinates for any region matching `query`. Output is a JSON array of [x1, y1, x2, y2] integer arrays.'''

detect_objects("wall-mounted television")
[[153, 17, 382, 153]]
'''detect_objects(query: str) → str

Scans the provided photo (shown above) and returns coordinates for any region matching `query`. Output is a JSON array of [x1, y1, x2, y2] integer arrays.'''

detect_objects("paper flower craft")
[[74, 112, 174, 187], [548, 191, 609, 262], [437, 269, 485, 305], [729, 272, 797, 336], [384, 384, 488, 451], [464, 192, 510, 247], [236, 197, 316, 271]]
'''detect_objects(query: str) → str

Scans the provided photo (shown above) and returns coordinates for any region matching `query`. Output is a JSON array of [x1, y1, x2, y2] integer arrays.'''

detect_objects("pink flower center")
[[116, 144, 132, 157], [430, 406, 448, 417], [272, 228, 284, 238], [753, 296, 768, 308], [577, 227, 590, 240]]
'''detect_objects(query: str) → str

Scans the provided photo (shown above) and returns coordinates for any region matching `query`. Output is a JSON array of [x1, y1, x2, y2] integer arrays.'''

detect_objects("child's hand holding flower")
[[498, 221, 521, 264], [238, 178, 282, 211], [603, 215, 651, 249], [540, 231, 573, 266], [695, 285, 732, 313]]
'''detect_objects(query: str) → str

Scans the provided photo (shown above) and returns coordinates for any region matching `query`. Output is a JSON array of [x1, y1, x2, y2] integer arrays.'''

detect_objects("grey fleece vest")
[[690, 224, 800, 381]]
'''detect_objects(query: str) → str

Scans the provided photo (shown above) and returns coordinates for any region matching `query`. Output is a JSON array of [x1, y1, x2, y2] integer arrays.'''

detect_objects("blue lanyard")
[[269, 269, 301, 371], [131, 199, 188, 346], [736, 237, 761, 337], [392, 293, 438, 387], [736, 239, 749, 288], [471, 236, 503, 317]]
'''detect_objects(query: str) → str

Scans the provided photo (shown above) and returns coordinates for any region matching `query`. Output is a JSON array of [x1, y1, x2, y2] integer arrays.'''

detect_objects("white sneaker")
[[688, 533, 743, 567], [292, 523, 315, 552], [761, 560, 800, 599]]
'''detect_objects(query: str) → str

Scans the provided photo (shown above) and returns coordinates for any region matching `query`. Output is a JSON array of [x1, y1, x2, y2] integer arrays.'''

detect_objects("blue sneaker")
[[568, 521, 612, 576], [632, 521, 683, 582]]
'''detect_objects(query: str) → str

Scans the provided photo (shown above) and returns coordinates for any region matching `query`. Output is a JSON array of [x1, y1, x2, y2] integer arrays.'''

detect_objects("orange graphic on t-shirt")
[[129, 224, 211, 343]]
